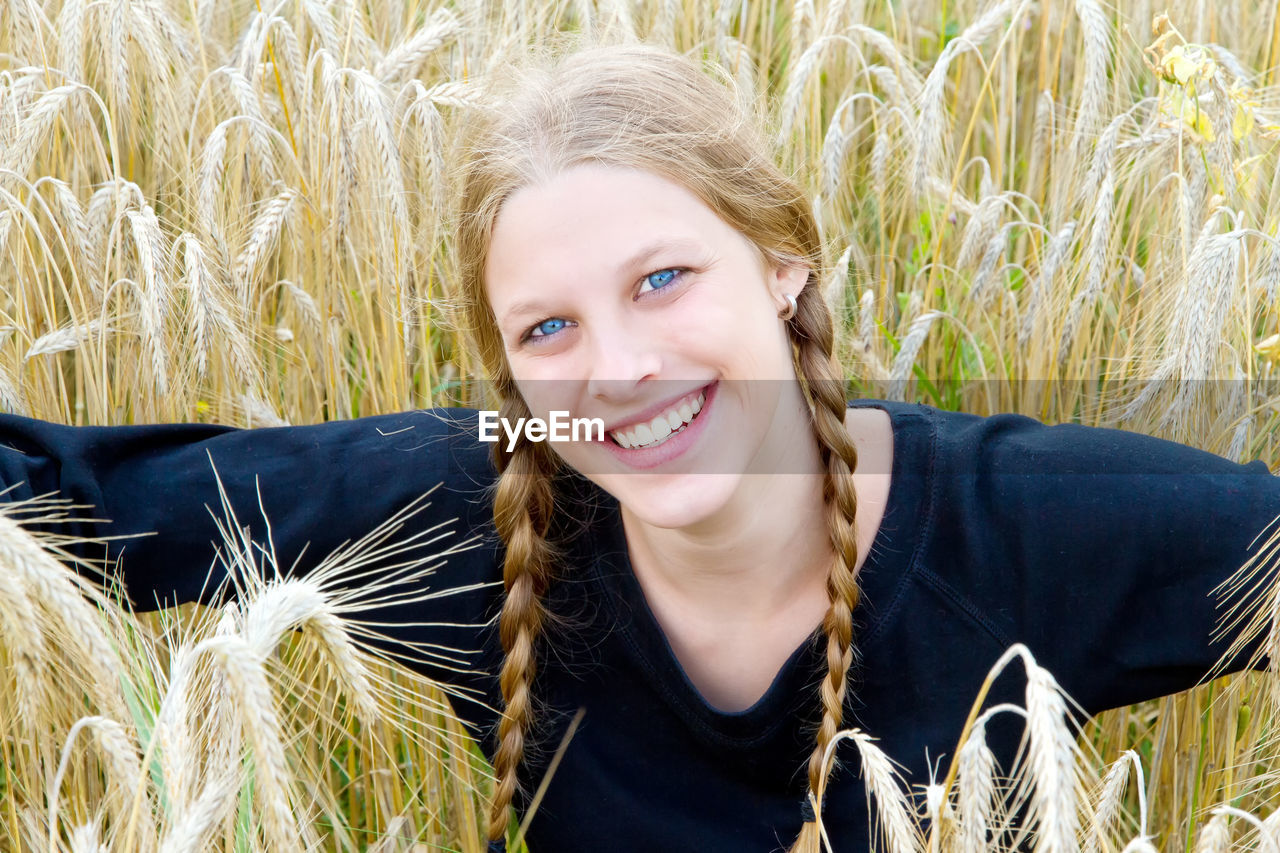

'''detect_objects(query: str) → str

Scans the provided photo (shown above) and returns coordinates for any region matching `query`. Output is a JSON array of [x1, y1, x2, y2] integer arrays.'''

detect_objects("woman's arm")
[[0, 409, 505, 723], [932, 408, 1280, 716]]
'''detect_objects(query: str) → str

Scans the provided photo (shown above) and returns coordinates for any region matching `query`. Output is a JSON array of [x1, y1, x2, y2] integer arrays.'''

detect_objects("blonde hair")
[[451, 38, 860, 853]]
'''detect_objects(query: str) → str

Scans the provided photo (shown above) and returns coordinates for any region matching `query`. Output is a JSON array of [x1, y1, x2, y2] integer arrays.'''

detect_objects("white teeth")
[[609, 388, 709, 450]]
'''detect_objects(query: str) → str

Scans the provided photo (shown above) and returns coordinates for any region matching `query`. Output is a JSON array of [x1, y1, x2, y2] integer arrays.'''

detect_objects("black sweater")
[[1, 398, 1277, 852]]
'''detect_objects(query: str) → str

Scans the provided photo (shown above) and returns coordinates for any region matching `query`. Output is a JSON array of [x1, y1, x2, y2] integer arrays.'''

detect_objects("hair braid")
[[487, 393, 562, 841], [786, 282, 862, 852]]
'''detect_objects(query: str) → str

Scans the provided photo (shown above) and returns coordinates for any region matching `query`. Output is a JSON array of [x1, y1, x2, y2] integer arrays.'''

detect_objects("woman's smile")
[[600, 380, 717, 469]]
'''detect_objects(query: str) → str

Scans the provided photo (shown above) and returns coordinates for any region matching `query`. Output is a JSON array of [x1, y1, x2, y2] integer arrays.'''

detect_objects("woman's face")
[[484, 163, 813, 530]]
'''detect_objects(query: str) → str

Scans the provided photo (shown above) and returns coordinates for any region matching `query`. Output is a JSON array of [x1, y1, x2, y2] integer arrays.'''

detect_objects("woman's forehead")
[[484, 165, 731, 302], [491, 164, 708, 249]]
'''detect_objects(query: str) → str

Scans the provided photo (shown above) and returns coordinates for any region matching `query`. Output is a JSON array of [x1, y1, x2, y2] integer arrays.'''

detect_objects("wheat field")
[[2, 0, 1280, 849]]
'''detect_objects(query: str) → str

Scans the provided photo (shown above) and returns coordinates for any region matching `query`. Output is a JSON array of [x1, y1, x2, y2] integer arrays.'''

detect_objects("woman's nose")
[[585, 324, 661, 401]]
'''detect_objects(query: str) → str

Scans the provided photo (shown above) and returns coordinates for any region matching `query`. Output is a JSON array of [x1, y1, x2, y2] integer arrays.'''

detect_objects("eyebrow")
[[498, 236, 705, 328]]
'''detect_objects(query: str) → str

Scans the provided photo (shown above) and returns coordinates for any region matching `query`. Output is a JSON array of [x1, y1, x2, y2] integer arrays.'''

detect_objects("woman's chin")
[[606, 472, 740, 531]]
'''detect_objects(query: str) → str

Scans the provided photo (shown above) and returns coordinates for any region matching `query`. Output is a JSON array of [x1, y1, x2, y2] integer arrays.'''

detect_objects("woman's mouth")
[[608, 388, 707, 449]]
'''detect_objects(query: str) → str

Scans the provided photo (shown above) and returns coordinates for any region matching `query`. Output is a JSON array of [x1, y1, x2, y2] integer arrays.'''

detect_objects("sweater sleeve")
[[931, 408, 1280, 716], [0, 409, 506, 726]]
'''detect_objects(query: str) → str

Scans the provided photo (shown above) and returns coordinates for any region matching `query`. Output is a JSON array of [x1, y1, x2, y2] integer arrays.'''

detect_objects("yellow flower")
[[1234, 102, 1254, 140], [1168, 87, 1214, 142], [1229, 81, 1258, 140], [1162, 45, 1198, 84], [1255, 333, 1280, 362]]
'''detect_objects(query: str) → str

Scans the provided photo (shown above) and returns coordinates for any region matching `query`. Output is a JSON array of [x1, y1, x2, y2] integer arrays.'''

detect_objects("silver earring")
[[777, 293, 797, 321]]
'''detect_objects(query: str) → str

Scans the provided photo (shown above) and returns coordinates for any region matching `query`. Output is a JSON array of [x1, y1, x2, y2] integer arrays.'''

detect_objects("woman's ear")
[[769, 260, 811, 306]]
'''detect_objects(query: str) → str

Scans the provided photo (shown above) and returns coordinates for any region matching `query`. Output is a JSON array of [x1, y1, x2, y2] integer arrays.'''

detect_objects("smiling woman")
[[451, 41, 879, 850], [3, 34, 1280, 853]]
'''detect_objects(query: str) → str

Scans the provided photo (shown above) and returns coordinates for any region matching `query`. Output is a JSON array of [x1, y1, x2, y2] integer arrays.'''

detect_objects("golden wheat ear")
[[0, 495, 159, 851], [1209, 512, 1280, 687], [921, 644, 1099, 853]]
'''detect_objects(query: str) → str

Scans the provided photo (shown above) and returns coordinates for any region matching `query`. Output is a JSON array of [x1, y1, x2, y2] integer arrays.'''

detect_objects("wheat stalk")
[[203, 634, 305, 852], [1072, 0, 1111, 159], [376, 7, 461, 83], [1156, 225, 1244, 433], [68, 820, 103, 853], [849, 26, 924, 102], [270, 279, 322, 337], [0, 361, 26, 415], [1022, 659, 1082, 853], [0, 551, 49, 728], [24, 319, 108, 360], [778, 34, 830, 146], [53, 0, 86, 89], [125, 205, 173, 394], [42, 177, 103, 293], [106, 0, 134, 124], [50, 715, 152, 851], [821, 95, 857, 200], [177, 232, 221, 379], [912, 0, 1023, 198], [888, 310, 941, 401], [233, 188, 298, 307], [239, 579, 382, 723], [817, 728, 920, 852], [1194, 810, 1233, 853], [1029, 89, 1055, 193], [300, 0, 342, 53], [1019, 220, 1075, 349], [0, 513, 128, 720], [955, 171, 1001, 270], [240, 13, 307, 108], [195, 120, 231, 244], [819, 0, 849, 37], [955, 707, 1003, 853], [211, 66, 279, 186], [1084, 750, 1143, 853], [239, 393, 290, 428], [398, 81, 450, 213], [970, 220, 1017, 309], [652, 0, 680, 44], [789, 0, 815, 79], [157, 767, 240, 853], [1056, 168, 1114, 366], [7, 84, 79, 179], [1255, 240, 1280, 304]]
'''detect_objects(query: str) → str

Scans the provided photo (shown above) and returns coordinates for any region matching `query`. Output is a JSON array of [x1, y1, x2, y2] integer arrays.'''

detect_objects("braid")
[[786, 281, 862, 852], [487, 393, 562, 841]]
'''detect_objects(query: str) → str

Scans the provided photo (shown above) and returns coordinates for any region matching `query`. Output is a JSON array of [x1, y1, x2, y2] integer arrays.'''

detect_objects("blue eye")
[[639, 268, 683, 294], [528, 317, 569, 340]]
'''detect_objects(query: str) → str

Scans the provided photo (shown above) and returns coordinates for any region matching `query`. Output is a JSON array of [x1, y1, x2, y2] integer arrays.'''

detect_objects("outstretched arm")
[[934, 409, 1280, 716], [0, 409, 506, 724]]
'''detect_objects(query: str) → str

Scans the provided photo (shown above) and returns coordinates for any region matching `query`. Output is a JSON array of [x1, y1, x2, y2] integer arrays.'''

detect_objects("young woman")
[[2, 42, 1278, 853]]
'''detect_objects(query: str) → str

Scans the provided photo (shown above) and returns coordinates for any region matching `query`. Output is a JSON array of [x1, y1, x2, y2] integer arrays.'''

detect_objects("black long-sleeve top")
[[1, 398, 1277, 852]]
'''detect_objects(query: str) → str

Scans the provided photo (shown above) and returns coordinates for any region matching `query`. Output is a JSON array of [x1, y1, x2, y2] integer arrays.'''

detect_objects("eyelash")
[[520, 267, 691, 345]]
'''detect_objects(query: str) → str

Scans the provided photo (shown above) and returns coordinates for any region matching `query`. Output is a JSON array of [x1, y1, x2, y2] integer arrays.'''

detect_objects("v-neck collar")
[[582, 398, 938, 745]]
